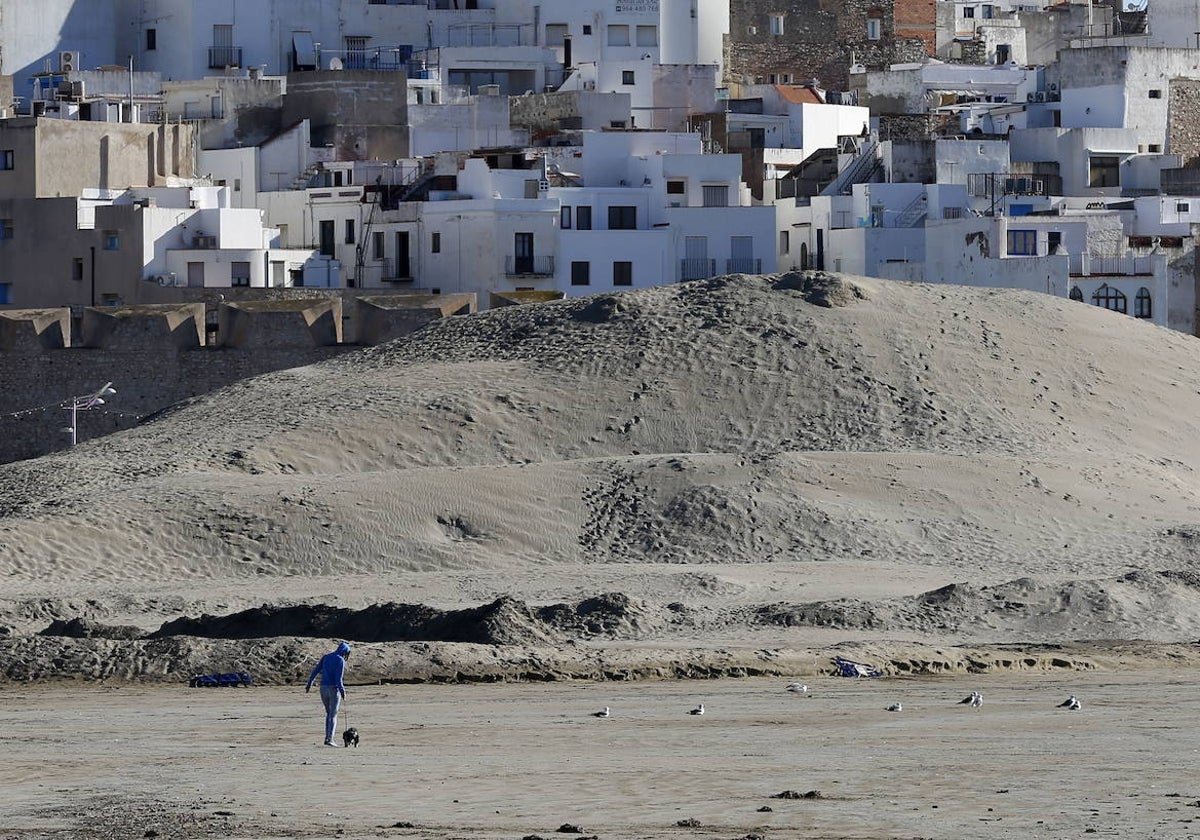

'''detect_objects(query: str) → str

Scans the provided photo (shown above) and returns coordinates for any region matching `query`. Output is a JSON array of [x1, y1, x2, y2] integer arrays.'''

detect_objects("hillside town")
[[0, 0, 1195, 334]]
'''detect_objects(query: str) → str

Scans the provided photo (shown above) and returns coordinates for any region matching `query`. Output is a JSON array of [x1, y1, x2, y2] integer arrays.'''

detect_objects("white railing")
[[1070, 253, 1153, 276]]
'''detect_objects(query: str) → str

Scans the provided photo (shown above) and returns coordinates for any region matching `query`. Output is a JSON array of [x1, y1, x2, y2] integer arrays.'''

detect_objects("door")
[[395, 231, 411, 279], [730, 236, 754, 273], [514, 232, 534, 274], [319, 220, 335, 257], [187, 261, 205, 287], [683, 236, 708, 280]]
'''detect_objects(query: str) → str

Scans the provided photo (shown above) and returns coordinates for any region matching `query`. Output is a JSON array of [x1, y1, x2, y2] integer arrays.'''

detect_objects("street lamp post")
[[62, 382, 116, 446]]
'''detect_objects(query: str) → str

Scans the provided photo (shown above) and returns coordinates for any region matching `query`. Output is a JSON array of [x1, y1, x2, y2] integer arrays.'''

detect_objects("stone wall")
[[727, 0, 934, 91], [0, 293, 477, 463], [1169, 79, 1200, 168]]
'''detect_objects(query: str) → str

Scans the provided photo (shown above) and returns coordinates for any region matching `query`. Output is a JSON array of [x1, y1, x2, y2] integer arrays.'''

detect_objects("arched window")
[[800, 242, 809, 270], [1069, 286, 1083, 302], [1134, 287, 1152, 319], [1091, 284, 1127, 314]]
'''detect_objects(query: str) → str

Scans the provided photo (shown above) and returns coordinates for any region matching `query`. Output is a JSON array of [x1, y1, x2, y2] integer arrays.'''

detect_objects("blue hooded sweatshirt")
[[307, 642, 350, 692]]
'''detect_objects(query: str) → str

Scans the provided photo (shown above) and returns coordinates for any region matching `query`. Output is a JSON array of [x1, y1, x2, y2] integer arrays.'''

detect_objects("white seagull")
[[1058, 695, 1081, 711], [688, 704, 705, 716], [971, 692, 983, 708], [786, 683, 809, 694], [592, 706, 611, 718], [885, 702, 903, 712], [958, 691, 978, 705]]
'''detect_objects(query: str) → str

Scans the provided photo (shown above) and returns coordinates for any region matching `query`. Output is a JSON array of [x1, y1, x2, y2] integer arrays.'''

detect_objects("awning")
[[293, 32, 317, 68]]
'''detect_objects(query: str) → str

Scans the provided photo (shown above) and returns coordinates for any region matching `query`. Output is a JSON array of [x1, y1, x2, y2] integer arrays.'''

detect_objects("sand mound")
[[4, 271, 1200, 681]]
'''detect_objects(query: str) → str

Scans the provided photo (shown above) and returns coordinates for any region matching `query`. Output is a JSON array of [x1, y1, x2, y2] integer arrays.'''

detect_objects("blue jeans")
[[320, 685, 342, 743]]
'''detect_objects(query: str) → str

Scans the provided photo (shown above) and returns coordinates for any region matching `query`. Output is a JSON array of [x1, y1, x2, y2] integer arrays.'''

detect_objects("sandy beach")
[[9, 672, 1200, 840], [5, 272, 1200, 836]]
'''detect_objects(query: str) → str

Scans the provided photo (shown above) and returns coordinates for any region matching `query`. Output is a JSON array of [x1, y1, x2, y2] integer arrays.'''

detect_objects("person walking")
[[306, 641, 351, 746]]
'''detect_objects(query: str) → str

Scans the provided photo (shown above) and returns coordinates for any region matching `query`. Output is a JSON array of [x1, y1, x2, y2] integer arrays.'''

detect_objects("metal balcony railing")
[[505, 255, 555, 276], [726, 258, 761, 274], [208, 46, 243, 68], [680, 258, 717, 281]]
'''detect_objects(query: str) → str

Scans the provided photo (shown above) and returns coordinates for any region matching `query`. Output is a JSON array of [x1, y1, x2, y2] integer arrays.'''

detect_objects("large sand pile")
[[4, 271, 1200, 682]]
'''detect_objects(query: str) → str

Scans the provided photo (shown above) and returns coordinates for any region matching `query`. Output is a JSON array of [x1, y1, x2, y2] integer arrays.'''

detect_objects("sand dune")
[[3, 271, 1200, 680]]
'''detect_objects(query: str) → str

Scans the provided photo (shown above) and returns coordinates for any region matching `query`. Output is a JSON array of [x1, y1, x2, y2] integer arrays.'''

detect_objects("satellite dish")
[[328, 57, 344, 71]]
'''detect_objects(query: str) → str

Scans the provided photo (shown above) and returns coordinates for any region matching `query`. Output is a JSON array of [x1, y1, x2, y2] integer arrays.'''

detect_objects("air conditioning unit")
[[1048, 82, 1059, 92], [59, 51, 80, 72], [1034, 91, 1047, 102], [1047, 90, 1060, 101], [1027, 92, 1037, 102]]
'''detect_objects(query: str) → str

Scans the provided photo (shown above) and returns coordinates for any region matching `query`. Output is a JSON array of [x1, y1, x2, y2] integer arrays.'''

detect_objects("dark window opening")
[[1134, 286, 1152, 318], [1092, 283, 1127, 314], [613, 261, 632, 286], [608, 205, 637, 230], [571, 261, 590, 286]]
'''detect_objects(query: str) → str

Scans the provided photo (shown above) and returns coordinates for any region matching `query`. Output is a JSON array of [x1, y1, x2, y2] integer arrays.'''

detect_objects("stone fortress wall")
[[0, 292, 477, 464]]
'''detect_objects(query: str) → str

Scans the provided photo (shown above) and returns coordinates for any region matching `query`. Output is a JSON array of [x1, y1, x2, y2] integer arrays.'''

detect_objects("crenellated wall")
[[0, 293, 477, 463]]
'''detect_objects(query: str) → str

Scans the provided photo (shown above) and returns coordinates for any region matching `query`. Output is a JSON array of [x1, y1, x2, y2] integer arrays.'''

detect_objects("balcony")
[[680, 258, 717, 281], [726, 258, 762, 274], [1069, 253, 1153, 277], [505, 255, 555, 277], [208, 45, 243, 69]]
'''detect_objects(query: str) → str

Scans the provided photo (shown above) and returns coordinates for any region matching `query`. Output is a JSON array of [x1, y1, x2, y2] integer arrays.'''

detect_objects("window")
[[608, 205, 637, 229], [982, 4, 993, 17], [1149, 144, 1162, 153], [963, 6, 976, 17], [344, 219, 355, 244], [1006, 229, 1036, 255], [667, 180, 686, 195], [1092, 284, 1127, 314], [576, 206, 592, 230], [73, 258, 84, 281], [0, 150, 11, 170], [636, 25, 657, 46], [373, 230, 385, 259], [582, 24, 592, 35], [995, 44, 1010, 64], [0, 219, 12, 240], [432, 231, 441, 253], [1149, 89, 1162, 99], [613, 261, 633, 286], [0, 284, 9, 304], [1047, 231, 1062, 253], [702, 185, 729, 207], [1069, 286, 1084, 301], [608, 25, 630, 46], [1178, 202, 1190, 213], [560, 206, 572, 229], [866, 17, 882, 40], [1089, 156, 1120, 188], [779, 230, 790, 254], [622, 70, 636, 85], [571, 261, 590, 286], [103, 230, 119, 250], [769, 14, 785, 35], [231, 261, 251, 286], [546, 24, 568, 47], [1135, 287, 1152, 318], [513, 232, 534, 274], [146, 28, 157, 50]]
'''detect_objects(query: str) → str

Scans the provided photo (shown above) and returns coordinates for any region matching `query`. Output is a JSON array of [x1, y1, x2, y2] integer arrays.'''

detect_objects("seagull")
[[1058, 695, 1081, 710], [958, 692, 976, 705], [786, 683, 809, 694], [885, 702, 903, 712], [688, 704, 705, 716], [971, 692, 983, 708], [592, 706, 610, 718]]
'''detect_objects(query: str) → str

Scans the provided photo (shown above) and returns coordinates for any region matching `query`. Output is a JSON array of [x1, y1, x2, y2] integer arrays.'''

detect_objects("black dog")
[[342, 727, 359, 748]]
